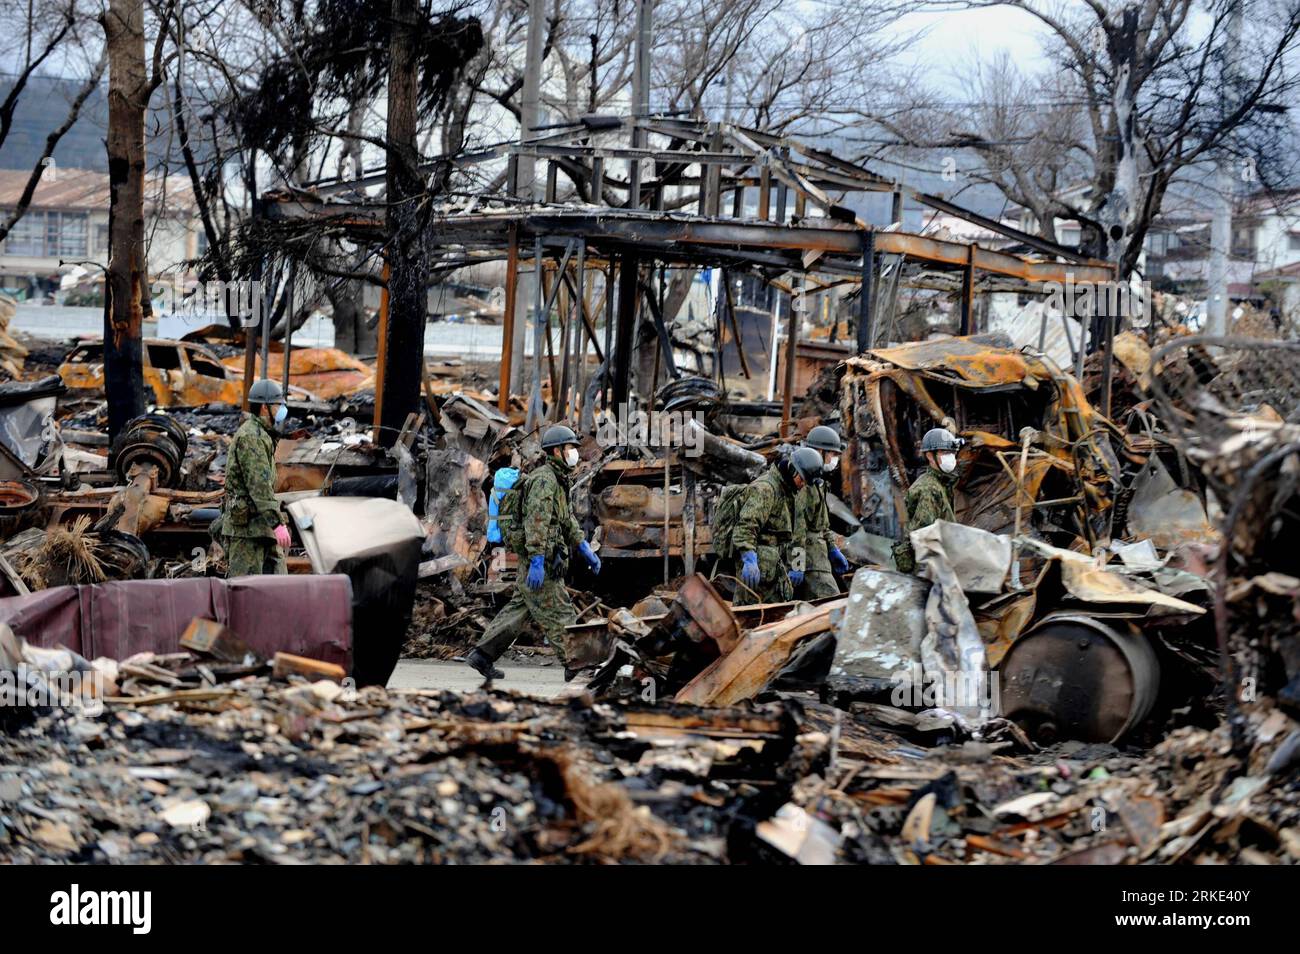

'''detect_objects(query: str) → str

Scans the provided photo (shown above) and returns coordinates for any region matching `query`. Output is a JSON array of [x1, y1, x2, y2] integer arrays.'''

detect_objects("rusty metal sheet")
[[675, 601, 843, 707], [959, 458, 1053, 536], [0, 575, 352, 667], [668, 573, 740, 655], [221, 348, 374, 400], [972, 591, 1036, 668], [594, 484, 684, 522], [867, 338, 1035, 388]]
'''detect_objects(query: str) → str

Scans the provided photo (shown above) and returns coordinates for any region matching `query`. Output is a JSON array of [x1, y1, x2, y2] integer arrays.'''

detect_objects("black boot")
[[467, 648, 505, 680]]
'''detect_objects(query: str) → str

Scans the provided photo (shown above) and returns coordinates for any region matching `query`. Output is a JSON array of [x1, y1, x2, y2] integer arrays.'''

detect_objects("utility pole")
[[628, 0, 652, 208], [1206, 0, 1244, 337], [509, 0, 545, 395], [102, 0, 148, 441]]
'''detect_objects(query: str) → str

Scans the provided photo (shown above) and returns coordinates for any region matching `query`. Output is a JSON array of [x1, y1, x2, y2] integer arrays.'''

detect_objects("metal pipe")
[[372, 257, 391, 434], [281, 260, 296, 396], [498, 225, 519, 412], [781, 275, 801, 439], [527, 237, 545, 431], [260, 257, 273, 379], [663, 451, 671, 583]]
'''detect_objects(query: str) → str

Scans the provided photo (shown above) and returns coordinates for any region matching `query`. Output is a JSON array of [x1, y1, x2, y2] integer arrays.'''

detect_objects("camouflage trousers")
[[223, 536, 287, 577], [475, 577, 577, 663], [799, 571, 841, 599], [798, 541, 841, 599], [731, 545, 793, 606]]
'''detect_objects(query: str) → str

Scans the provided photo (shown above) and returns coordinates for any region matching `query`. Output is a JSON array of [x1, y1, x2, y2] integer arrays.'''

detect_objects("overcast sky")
[[888, 5, 1051, 92]]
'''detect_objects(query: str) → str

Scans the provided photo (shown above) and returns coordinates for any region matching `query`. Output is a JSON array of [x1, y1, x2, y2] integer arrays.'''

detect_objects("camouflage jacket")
[[519, 457, 584, 559], [796, 481, 834, 554], [893, 467, 956, 573], [733, 465, 801, 558], [222, 414, 282, 540]]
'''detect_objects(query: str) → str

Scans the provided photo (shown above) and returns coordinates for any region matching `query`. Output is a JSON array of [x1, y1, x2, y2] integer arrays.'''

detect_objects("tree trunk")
[[102, 0, 147, 440], [328, 282, 376, 355], [379, 0, 428, 446]]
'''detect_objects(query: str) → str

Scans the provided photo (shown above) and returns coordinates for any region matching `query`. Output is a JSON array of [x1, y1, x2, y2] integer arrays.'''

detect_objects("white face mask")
[[823, 454, 840, 473], [938, 453, 957, 473], [564, 447, 580, 468]]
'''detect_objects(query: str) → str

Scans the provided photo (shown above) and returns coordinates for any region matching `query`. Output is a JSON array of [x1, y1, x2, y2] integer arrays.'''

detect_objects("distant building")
[[1143, 188, 1300, 311], [0, 168, 201, 300]]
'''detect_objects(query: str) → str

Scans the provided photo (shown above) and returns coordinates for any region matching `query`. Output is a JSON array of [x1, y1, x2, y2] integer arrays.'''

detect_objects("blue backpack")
[[487, 467, 520, 544]]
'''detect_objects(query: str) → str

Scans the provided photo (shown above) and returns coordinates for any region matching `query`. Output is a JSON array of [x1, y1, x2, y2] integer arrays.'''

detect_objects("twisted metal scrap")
[[1149, 335, 1300, 754]]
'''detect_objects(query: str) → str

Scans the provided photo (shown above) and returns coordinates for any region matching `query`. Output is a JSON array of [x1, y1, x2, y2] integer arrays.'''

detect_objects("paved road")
[[387, 658, 567, 698]]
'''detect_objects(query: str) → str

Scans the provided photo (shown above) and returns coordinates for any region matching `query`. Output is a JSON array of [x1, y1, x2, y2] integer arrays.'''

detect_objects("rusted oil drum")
[[0, 478, 38, 511], [0, 477, 41, 541], [998, 613, 1160, 744]]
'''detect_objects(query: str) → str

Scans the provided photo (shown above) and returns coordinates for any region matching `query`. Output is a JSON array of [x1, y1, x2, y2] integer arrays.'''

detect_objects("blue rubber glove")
[[830, 546, 850, 574], [740, 550, 761, 589], [526, 554, 546, 590], [789, 569, 804, 587], [579, 540, 601, 575]]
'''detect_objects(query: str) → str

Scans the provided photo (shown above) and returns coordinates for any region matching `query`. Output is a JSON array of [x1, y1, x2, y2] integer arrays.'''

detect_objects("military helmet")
[[247, 378, 284, 406], [920, 427, 964, 453], [790, 446, 824, 483], [540, 424, 579, 449], [804, 425, 843, 453]]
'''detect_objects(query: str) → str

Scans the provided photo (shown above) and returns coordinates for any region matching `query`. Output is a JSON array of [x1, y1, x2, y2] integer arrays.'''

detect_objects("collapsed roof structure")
[[259, 115, 1120, 434]]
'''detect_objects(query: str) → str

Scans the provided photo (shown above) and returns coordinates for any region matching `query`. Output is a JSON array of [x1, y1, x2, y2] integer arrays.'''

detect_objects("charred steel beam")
[[857, 230, 875, 353], [781, 277, 800, 438], [960, 245, 975, 335], [871, 231, 1113, 284], [603, 255, 616, 407], [913, 191, 1094, 264], [519, 144, 743, 163], [613, 251, 639, 410], [262, 201, 1114, 284], [639, 276, 680, 381]]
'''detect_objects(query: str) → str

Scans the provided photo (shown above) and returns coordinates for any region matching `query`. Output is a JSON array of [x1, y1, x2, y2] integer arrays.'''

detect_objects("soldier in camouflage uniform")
[[797, 425, 851, 598], [220, 378, 291, 577], [892, 427, 963, 574], [732, 446, 823, 606], [467, 424, 601, 681]]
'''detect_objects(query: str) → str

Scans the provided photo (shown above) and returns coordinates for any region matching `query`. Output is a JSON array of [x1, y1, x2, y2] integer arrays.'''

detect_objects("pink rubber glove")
[[274, 524, 291, 549]]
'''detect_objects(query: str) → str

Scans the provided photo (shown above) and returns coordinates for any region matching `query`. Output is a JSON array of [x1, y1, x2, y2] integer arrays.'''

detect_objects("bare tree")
[[0, 0, 106, 245], [868, 0, 1300, 277]]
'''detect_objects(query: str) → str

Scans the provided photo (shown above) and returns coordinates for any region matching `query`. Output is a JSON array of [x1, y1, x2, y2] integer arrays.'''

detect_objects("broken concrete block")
[[831, 567, 929, 690]]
